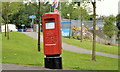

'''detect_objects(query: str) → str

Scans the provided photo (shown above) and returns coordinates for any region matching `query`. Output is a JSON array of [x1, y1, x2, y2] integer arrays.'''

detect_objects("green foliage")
[[72, 7, 88, 20], [73, 36, 81, 40], [2, 2, 22, 16], [61, 2, 74, 19], [2, 17, 5, 23], [9, 3, 33, 26], [2, 2, 22, 24], [5, 3, 51, 26], [103, 17, 118, 39], [116, 14, 120, 38], [61, 2, 89, 20], [2, 32, 118, 70], [97, 15, 116, 21], [74, 2, 90, 20], [2, 2, 91, 26], [116, 14, 120, 30]]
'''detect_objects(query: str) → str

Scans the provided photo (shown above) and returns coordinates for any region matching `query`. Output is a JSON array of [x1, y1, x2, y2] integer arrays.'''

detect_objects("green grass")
[[62, 37, 118, 55], [40, 32, 43, 35], [2, 32, 118, 70], [2, 32, 44, 65]]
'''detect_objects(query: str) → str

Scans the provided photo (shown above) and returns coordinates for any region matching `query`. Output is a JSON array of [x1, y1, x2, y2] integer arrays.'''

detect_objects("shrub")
[[77, 36, 81, 40]]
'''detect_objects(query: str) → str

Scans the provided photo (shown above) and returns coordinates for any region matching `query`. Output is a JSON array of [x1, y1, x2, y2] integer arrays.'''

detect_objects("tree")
[[4, 1, 51, 52], [7, 2, 50, 28], [61, 0, 99, 61], [117, 14, 120, 30], [2, 17, 5, 23], [61, 2, 89, 39], [61, 2, 72, 19], [2, 2, 22, 40], [91, 1, 96, 61], [80, 6, 83, 42], [75, 3, 84, 42], [103, 17, 118, 43], [74, 2, 90, 42], [73, 2, 80, 41], [2, 3, 7, 37], [116, 14, 120, 38], [8, 3, 37, 27], [61, 2, 74, 39]]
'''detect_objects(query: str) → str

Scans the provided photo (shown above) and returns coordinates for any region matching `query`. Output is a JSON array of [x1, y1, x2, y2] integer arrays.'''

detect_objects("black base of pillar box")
[[44, 55, 62, 69]]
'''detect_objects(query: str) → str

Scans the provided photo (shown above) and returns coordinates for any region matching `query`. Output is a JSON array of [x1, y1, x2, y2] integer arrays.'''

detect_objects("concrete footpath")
[[22, 32, 120, 59], [2, 63, 48, 70]]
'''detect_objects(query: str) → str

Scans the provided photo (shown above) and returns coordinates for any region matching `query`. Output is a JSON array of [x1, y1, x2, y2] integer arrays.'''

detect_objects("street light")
[[67, 13, 71, 39], [38, 0, 41, 52]]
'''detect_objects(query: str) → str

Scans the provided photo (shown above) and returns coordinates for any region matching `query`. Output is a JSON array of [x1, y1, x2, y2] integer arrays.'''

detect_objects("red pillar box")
[[42, 13, 62, 69]]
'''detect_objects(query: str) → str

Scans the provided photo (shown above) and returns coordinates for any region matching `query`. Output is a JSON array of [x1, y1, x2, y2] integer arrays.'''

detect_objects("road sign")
[[21, 24, 25, 26], [29, 16, 36, 19]]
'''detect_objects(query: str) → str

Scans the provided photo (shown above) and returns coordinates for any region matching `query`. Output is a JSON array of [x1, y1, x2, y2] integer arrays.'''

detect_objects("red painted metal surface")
[[42, 13, 61, 55]]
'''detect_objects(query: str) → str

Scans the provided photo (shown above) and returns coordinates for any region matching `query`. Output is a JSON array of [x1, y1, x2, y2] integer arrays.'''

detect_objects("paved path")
[[2, 63, 49, 70], [22, 32, 120, 59]]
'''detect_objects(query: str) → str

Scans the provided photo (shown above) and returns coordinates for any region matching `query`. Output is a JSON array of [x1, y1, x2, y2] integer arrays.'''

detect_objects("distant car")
[[18, 29, 27, 32], [26, 28, 33, 32]]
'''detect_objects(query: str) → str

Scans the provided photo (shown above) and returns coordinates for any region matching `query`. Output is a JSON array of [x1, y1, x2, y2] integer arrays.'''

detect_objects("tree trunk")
[[79, 2, 82, 42], [80, 8, 82, 42], [5, 20, 6, 37], [38, 0, 41, 52], [7, 13, 9, 40], [5, 6, 7, 37], [92, 2, 96, 61]]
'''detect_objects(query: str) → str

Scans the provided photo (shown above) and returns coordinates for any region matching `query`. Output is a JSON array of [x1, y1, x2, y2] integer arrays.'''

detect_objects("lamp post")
[[24, 0, 41, 52], [67, 14, 71, 39], [38, 0, 41, 52]]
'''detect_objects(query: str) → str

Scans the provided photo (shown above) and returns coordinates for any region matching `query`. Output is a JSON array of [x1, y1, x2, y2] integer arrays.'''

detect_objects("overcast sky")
[[35, 0, 119, 16], [49, 0, 119, 16], [95, 0, 119, 16]]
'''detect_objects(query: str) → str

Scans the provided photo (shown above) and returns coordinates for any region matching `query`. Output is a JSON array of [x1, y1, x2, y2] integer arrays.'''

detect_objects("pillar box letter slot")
[[42, 13, 62, 69]]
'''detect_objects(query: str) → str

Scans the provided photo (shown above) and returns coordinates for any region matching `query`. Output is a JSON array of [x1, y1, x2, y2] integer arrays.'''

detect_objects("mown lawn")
[[2, 32, 118, 70], [40, 32, 43, 35], [62, 37, 118, 55]]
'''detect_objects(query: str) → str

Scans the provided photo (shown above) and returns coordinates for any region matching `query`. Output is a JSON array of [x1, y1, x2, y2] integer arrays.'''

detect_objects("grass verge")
[[62, 37, 118, 55], [2, 32, 118, 70]]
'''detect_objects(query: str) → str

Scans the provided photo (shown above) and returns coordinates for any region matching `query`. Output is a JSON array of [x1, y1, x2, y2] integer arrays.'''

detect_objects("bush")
[[84, 35, 90, 40], [64, 36, 73, 39], [77, 36, 81, 40], [73, 36, 77, 39]]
